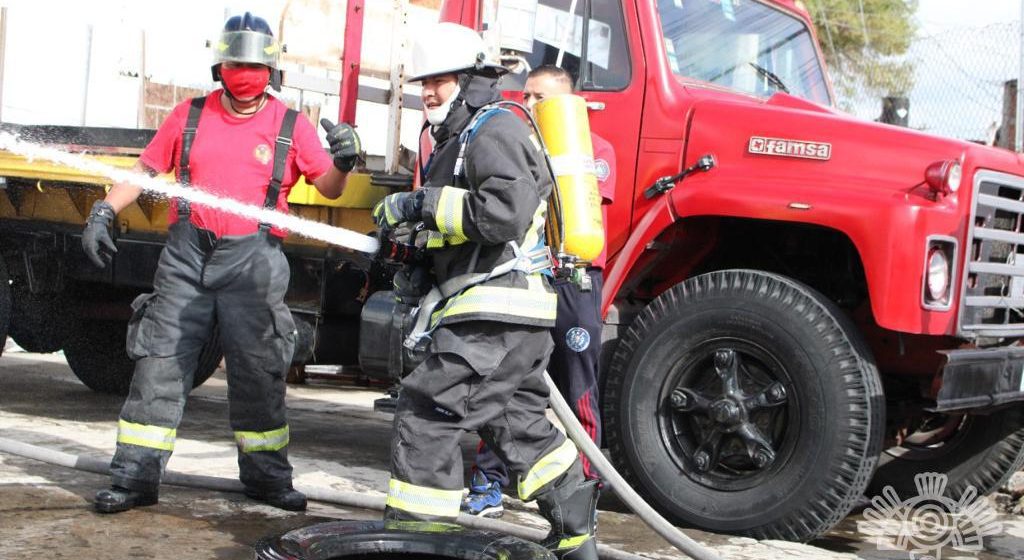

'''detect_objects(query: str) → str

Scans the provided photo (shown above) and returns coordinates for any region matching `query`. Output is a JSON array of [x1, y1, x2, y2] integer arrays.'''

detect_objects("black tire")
[[869, 407, 1024, 501], [603, 270, 885, 542], [254, 520, 554, 560], [9, 285, 72, 353], [0, 259, 10, 356], [64, 319, 222, 395]]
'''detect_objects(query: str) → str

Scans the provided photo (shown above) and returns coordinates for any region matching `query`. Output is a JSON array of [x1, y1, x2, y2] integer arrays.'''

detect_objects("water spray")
[[0, 132, 380, 254]]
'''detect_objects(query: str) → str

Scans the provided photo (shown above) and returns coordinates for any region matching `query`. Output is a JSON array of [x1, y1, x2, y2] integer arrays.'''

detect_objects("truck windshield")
[[657, 0, 831, 105]]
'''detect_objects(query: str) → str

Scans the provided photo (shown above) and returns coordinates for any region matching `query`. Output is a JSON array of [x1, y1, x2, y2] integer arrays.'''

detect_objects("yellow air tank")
[[534, 94, 605, 263]]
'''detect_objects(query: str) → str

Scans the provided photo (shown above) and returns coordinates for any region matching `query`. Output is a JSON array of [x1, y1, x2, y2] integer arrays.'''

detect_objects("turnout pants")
[[476, 269, 604, 485], [109, 220, 297, 494], [386, 321, 585, 520]]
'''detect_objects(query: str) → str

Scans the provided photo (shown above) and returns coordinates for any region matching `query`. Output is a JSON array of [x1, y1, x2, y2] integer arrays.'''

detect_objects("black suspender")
[[175, 97, 299, 232], [177, 96, 206, 218], [259, 108, 299, 231]]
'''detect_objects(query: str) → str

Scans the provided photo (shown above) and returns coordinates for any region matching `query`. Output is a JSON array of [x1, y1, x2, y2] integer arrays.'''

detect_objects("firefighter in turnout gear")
[[375, 23, 599, 560], [465, 64, 613, 519], [86, 12, 359, 514]]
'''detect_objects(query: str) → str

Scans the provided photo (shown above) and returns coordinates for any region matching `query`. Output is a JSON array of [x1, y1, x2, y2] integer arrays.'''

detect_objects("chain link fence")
[[838, 21, 1020, 145]]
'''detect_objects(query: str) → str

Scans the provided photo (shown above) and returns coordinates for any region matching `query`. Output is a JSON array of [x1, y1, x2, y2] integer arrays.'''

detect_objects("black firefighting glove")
[[320, 119, 361, 172], [393, 265, 432, 305], [82, 200, 117, 268], [372, 190, 424, 229]]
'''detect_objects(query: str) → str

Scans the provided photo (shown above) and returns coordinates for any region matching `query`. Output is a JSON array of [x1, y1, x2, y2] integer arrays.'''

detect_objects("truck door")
[[479, 0, 645, 262]]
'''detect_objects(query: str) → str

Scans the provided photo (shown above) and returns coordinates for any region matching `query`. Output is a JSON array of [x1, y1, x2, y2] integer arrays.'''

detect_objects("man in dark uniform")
[[373, 22, 599, 560], [83, 12, 360, 514]]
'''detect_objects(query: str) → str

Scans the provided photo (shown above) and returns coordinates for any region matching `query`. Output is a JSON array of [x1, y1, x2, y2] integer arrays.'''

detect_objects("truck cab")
[[436, 0, 1024, 542]]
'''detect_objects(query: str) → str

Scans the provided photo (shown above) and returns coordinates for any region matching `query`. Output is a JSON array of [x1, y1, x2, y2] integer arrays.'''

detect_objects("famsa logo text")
[[748, 136, 832, 160]]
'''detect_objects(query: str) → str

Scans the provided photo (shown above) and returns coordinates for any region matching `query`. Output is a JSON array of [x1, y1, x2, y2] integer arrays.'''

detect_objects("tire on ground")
[[64, 319, 223, 395], [603, 269, 885, 542], [869, 407, 1024, 501], [254, 520, 555, 560]]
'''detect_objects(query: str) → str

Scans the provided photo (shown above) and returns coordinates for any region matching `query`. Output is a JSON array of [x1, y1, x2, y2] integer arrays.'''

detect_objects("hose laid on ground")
[[542, 372, 722, 560], [0, 436, 651, 560]]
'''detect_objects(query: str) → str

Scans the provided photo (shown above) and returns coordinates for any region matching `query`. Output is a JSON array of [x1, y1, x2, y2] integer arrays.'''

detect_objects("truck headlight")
[[927, 248, 949, 301], [923, 238, 956, 310], [925, 160, 962, 196]]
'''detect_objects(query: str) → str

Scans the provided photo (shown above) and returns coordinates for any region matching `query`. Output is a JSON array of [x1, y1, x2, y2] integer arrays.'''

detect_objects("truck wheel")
[[869, 408, 1024, 501], [64, 319, 223, 395], [9, 286, 71, 353], [0, 260, 10, 356], [603, 270, 884, 542]]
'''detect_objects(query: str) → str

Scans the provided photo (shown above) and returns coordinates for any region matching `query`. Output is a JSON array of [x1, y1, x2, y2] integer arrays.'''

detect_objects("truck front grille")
[[961, 170, 1024, 337]]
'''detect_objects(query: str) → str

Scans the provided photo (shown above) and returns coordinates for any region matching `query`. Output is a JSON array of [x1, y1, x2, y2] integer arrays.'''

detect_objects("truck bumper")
[[935, 347, 1024, 411]]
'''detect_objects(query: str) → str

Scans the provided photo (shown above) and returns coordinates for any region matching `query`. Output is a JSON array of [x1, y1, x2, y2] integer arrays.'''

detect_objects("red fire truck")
[[2, 0, 1023, 543], [422, 0, 1024, 543]]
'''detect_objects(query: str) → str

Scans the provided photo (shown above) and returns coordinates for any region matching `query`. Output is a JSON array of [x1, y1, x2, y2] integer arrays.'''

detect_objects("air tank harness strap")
[[452, 102, 507, 182], [404, 102, 552, 350], [402, 241, 551, 351]]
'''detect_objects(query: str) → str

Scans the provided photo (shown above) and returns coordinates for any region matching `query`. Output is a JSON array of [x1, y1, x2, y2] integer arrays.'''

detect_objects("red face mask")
[[219, 66, 270, 100]]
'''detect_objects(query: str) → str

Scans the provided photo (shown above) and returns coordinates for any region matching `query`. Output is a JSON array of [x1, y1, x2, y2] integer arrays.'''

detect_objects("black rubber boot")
[[94, 486, 158, 514], [244, 485, 307, 511], [536, 479, 600, 560]]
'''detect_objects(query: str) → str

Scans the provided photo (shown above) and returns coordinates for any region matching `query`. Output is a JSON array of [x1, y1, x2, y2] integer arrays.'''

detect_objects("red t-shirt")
[[140, 90, 332, 238], [591, 132, 616, 270]]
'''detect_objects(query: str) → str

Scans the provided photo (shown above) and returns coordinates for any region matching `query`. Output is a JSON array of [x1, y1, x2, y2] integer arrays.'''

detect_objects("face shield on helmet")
[[214, 30, 281, 68], [210, 12, 284, 92]]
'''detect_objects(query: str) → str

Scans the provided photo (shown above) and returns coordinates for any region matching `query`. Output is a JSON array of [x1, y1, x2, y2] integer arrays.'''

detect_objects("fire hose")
[[1, 370, 724, 560], [0, 431, 714, 560], [0, 133, 720, 558]]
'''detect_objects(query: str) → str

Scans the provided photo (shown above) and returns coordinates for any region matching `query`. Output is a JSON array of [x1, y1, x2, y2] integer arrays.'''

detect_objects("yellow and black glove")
[[320, 119, 361, 172], [372, 190, 424, 229]]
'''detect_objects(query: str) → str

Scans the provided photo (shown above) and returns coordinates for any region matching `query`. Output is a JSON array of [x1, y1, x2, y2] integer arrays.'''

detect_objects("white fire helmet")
[[407, 22, 505, 83]]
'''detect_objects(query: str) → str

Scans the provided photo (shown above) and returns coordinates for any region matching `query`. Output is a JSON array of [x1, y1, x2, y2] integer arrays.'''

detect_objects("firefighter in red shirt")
[[82, 12, 360, 514], [463, 65, 614, 518]]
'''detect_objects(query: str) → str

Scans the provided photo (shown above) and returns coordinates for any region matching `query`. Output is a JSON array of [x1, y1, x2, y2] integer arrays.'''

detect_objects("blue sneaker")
[[461, 471, 504, 518]]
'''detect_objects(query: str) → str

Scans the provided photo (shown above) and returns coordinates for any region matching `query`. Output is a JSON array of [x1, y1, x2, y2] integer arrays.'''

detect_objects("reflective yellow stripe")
[[521, 202, 546, 251], [435, 186, 468, 239], [519, 438, 578, 500], [383, 520, 461, 533], [426, 231, 446, 249], [117, 419, 176, 452], [425, 230, 468, 250], [235, 425, 289, 453], [556, 534, 592, 550], [386, 478, 462, 518], [441, 275, 556, 322]]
